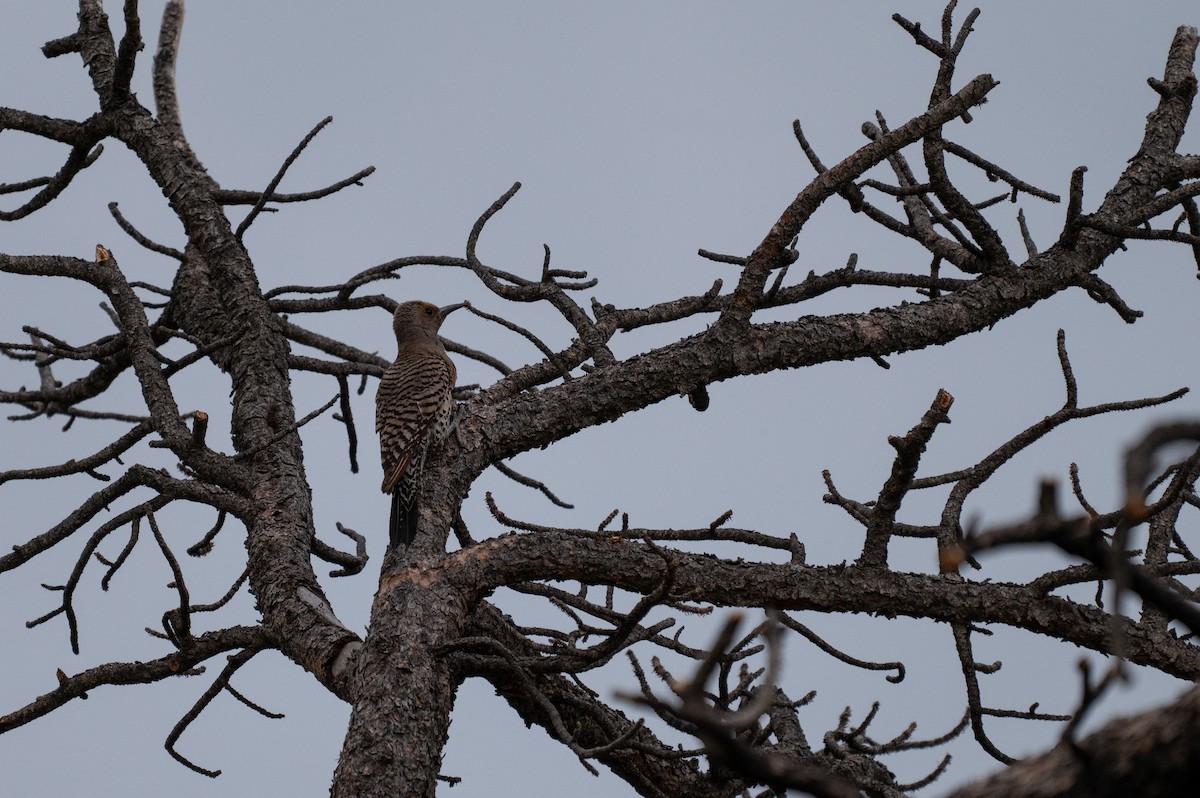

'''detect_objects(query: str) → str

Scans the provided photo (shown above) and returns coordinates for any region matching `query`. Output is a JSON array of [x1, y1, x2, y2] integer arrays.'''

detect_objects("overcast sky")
[[3, 2, 1200, 796]]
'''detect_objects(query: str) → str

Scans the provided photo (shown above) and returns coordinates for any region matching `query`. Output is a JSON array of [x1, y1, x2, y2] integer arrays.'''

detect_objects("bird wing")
[[376, 353, 454, 493]]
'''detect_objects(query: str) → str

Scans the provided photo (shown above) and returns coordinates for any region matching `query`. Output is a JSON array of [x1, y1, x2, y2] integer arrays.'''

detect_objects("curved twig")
[[235, 116, 335, 240]]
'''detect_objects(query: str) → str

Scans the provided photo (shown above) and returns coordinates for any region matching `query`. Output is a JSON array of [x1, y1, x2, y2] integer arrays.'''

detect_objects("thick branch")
[[417, 533, 1200, 680], [946, 684, 1200, 798]]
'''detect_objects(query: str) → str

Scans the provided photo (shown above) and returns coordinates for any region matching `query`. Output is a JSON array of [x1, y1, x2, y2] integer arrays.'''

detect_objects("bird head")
[[392, 300, 465, 345]]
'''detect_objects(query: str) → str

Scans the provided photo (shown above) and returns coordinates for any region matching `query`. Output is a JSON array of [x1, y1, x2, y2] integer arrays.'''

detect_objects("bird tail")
[[389, 490, 419, 549]]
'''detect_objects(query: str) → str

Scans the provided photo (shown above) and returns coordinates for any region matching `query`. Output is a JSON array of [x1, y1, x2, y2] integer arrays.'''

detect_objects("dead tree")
[[1, 3, 1199, 797]]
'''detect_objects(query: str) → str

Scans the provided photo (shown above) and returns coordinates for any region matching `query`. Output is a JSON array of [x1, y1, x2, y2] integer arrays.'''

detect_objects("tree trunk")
[[331, 560, 470, 797]]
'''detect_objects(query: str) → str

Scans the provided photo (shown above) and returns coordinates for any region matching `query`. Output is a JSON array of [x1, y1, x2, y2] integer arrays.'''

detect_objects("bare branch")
[[621, 614, 862, 798], [232, 394, 338, 461], [236, 116, 335, 239], [152, 0, 184, 131], [0, 626, 270, 735], [108, 202, 184, 260], [493, 460, 574, 508], [951, 623, 1017, 764], [165, 647, 270, 778], [146, 506, 192, 649], [858, 388, 953, 569], [313, 522, 369, 578], [0, 420, 153, 485], [215, 166, 375, 206], [722, 73, 999, 324]]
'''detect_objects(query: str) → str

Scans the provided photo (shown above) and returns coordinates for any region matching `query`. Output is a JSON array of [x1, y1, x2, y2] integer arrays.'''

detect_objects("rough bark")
[[1, 4, 1199, 798], [947, 685, 1200, 798]]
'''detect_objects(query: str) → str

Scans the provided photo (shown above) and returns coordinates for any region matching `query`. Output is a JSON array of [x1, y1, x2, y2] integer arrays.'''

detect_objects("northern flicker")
[[376, 300, 463, 548]]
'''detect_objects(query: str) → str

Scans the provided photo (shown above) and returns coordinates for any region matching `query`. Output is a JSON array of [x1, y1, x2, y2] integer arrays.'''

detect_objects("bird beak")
[[440, 302, 467, 317]]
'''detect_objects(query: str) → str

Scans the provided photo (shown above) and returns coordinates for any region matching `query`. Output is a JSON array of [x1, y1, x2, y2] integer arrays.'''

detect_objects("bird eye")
[[425, 307, 434, 315]]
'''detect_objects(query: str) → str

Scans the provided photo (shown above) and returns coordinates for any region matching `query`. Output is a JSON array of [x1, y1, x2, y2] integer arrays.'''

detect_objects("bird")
[[376, 300, 464, 548]]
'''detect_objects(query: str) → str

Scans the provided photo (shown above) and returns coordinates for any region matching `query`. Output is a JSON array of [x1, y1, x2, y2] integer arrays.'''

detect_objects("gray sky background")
[[2, 2, 1199, 796]]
